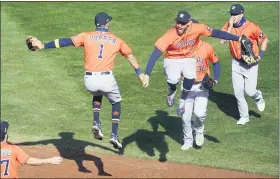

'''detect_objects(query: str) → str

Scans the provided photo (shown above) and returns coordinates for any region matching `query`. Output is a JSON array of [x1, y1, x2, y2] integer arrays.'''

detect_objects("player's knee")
[[167, 78, 180, 86], [234, 89, 245, 99], [182, 113, 192, 123], [245, 89, 256, 97], [183, 78, 195, 91], [194, 110, 206, 120]]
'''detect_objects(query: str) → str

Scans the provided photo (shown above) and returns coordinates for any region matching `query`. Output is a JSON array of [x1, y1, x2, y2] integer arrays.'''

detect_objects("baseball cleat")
[[195, 133, 204, 147], [92, 125, 104, 140], [166, 90, 177, 107], [181, 143, 192, 150], [255, 91, 265, 112], [176, 99, 185, 116], [236, 117, 249, 125], [109, 133, 122, 149]]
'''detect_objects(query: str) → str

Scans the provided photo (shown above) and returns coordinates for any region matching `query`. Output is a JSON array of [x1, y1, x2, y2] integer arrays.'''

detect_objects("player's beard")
[[176, 27, 187, 36]]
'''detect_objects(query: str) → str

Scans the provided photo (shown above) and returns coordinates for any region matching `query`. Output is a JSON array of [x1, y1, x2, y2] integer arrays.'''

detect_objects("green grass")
[[1, 2, 279, 177]]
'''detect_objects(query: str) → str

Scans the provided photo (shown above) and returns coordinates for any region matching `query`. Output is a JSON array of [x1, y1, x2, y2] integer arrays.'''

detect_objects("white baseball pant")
[[163, 58, 197, 84], [181, 82, 209, 145], [232, 59, 262, 119], [84, 70, 121, 104]]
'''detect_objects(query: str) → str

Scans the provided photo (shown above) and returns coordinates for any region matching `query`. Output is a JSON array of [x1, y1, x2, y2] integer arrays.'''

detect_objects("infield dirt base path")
[[19, 145, 274, 178]]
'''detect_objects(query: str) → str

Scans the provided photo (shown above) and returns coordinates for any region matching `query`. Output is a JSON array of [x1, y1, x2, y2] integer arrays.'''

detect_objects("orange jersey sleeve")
[[119, 40, 132, 57], [1, 143, 30, 178], [221, 22, 229, 32], [155, 28, 178, 52], [15, 146, 29, 165], [253, 25, 267, 45], [71, 32, 86, 47], [208, 45, 219, 64], [195, 23, 213, 37], [71, 31, 133, 72]]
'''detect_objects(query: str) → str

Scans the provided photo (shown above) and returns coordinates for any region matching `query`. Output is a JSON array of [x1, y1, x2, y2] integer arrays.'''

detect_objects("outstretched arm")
[[142, 47, 162, 88], [14, 140, 50, 146], [26, 156, 62, 165], [126, 54, 144, 83], [211, 29, 240, 42], [38, 38, 74, 49]]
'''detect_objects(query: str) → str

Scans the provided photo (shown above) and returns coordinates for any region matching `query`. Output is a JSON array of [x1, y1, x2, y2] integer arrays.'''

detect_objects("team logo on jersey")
[[259, 32, 265, 38]]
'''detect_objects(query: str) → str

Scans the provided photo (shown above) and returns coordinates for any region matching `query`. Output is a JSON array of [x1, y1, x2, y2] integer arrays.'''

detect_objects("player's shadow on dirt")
[[208, 89, 261, 120], [147, 110, 220, 146], [15, 132, 116, 176], [119, 129, 169, 162]]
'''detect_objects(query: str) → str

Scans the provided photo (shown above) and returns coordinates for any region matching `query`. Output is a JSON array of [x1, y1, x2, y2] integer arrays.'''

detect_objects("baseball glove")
[[240, 35, 257, 65], [201, 73, 216, 89], [26, 36, 42, 51]]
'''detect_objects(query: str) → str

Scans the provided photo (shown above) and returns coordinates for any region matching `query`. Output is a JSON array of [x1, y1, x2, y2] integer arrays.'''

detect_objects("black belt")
[[86, 71, 111, 75]]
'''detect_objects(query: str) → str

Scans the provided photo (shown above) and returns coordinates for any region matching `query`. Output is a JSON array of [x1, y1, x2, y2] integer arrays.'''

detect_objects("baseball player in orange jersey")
[[174, 19, 220, 150], [28, 12, 144, 149], [178, 39, 220, 150], [0, 121, 62, 178], [143, 10, 243, 108], [220, 4, 268, 125]]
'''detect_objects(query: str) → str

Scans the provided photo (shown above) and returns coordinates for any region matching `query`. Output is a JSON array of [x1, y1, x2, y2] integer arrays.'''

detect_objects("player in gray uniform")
[[220, 4, 268, 125]]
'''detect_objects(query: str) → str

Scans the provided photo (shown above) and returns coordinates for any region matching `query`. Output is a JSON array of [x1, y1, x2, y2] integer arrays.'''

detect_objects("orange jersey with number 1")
[[194, 40, 219, 82], [155, 23, 213, 59], [1, 142, 29, 178], [71, 31, 132, 72]]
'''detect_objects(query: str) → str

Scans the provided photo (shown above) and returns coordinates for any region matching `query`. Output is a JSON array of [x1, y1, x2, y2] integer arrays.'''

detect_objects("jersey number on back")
[[98, 44, 104, 59], [1, 159, 10, 176]]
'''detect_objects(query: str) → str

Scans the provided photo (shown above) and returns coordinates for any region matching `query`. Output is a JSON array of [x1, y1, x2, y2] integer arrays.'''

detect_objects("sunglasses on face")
[[176, 21, 188, 25]]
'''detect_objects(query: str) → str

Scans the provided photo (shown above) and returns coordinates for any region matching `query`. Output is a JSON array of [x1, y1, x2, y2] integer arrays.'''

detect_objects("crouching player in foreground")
[[1, 121, 63, 178]]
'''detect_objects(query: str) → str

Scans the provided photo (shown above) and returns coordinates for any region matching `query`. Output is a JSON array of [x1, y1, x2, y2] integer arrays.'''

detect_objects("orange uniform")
[[194, 40, 219, 82], [155, 23, 213, 59], [1, 142, 29, 178], [71, 31, 132, 72], [221, 20, 267, 60]]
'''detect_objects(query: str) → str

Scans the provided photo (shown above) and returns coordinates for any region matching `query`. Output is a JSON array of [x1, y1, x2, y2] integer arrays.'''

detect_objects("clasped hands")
[[138, 74, 150, 88]]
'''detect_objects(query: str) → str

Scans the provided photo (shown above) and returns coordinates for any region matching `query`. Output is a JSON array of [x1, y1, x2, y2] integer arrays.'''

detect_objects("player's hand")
[[219, 39, 227, 44], [143, 74, 150, 88], [49, 156, 63, 165], [228, 16, 235, 28], [138, 73, 145, 84]]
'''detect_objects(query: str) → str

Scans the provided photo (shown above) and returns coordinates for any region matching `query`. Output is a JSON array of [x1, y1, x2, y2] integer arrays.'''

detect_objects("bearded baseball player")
[[220, 4, 268, 125], [26, 12, 145, 149], [142, 10, 245, 110], [174, 19, 220, 150]]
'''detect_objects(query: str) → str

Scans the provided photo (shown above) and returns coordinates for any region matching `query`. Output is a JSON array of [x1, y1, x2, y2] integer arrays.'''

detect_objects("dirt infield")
[[18, 145, 275, 178]]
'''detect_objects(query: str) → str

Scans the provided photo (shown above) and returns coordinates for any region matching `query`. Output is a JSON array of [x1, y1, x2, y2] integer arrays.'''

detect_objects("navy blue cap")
[[174, 11, 191, 23], [229, 4, 244, 15], [0, 121, 9, 139], [95, 12, 112, 26], [191, 19, 199, 24]]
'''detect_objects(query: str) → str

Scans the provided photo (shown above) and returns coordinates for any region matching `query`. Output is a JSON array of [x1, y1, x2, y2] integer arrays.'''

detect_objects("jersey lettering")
[[1, 159, 10, 176], [98, 44, 104, 59]]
